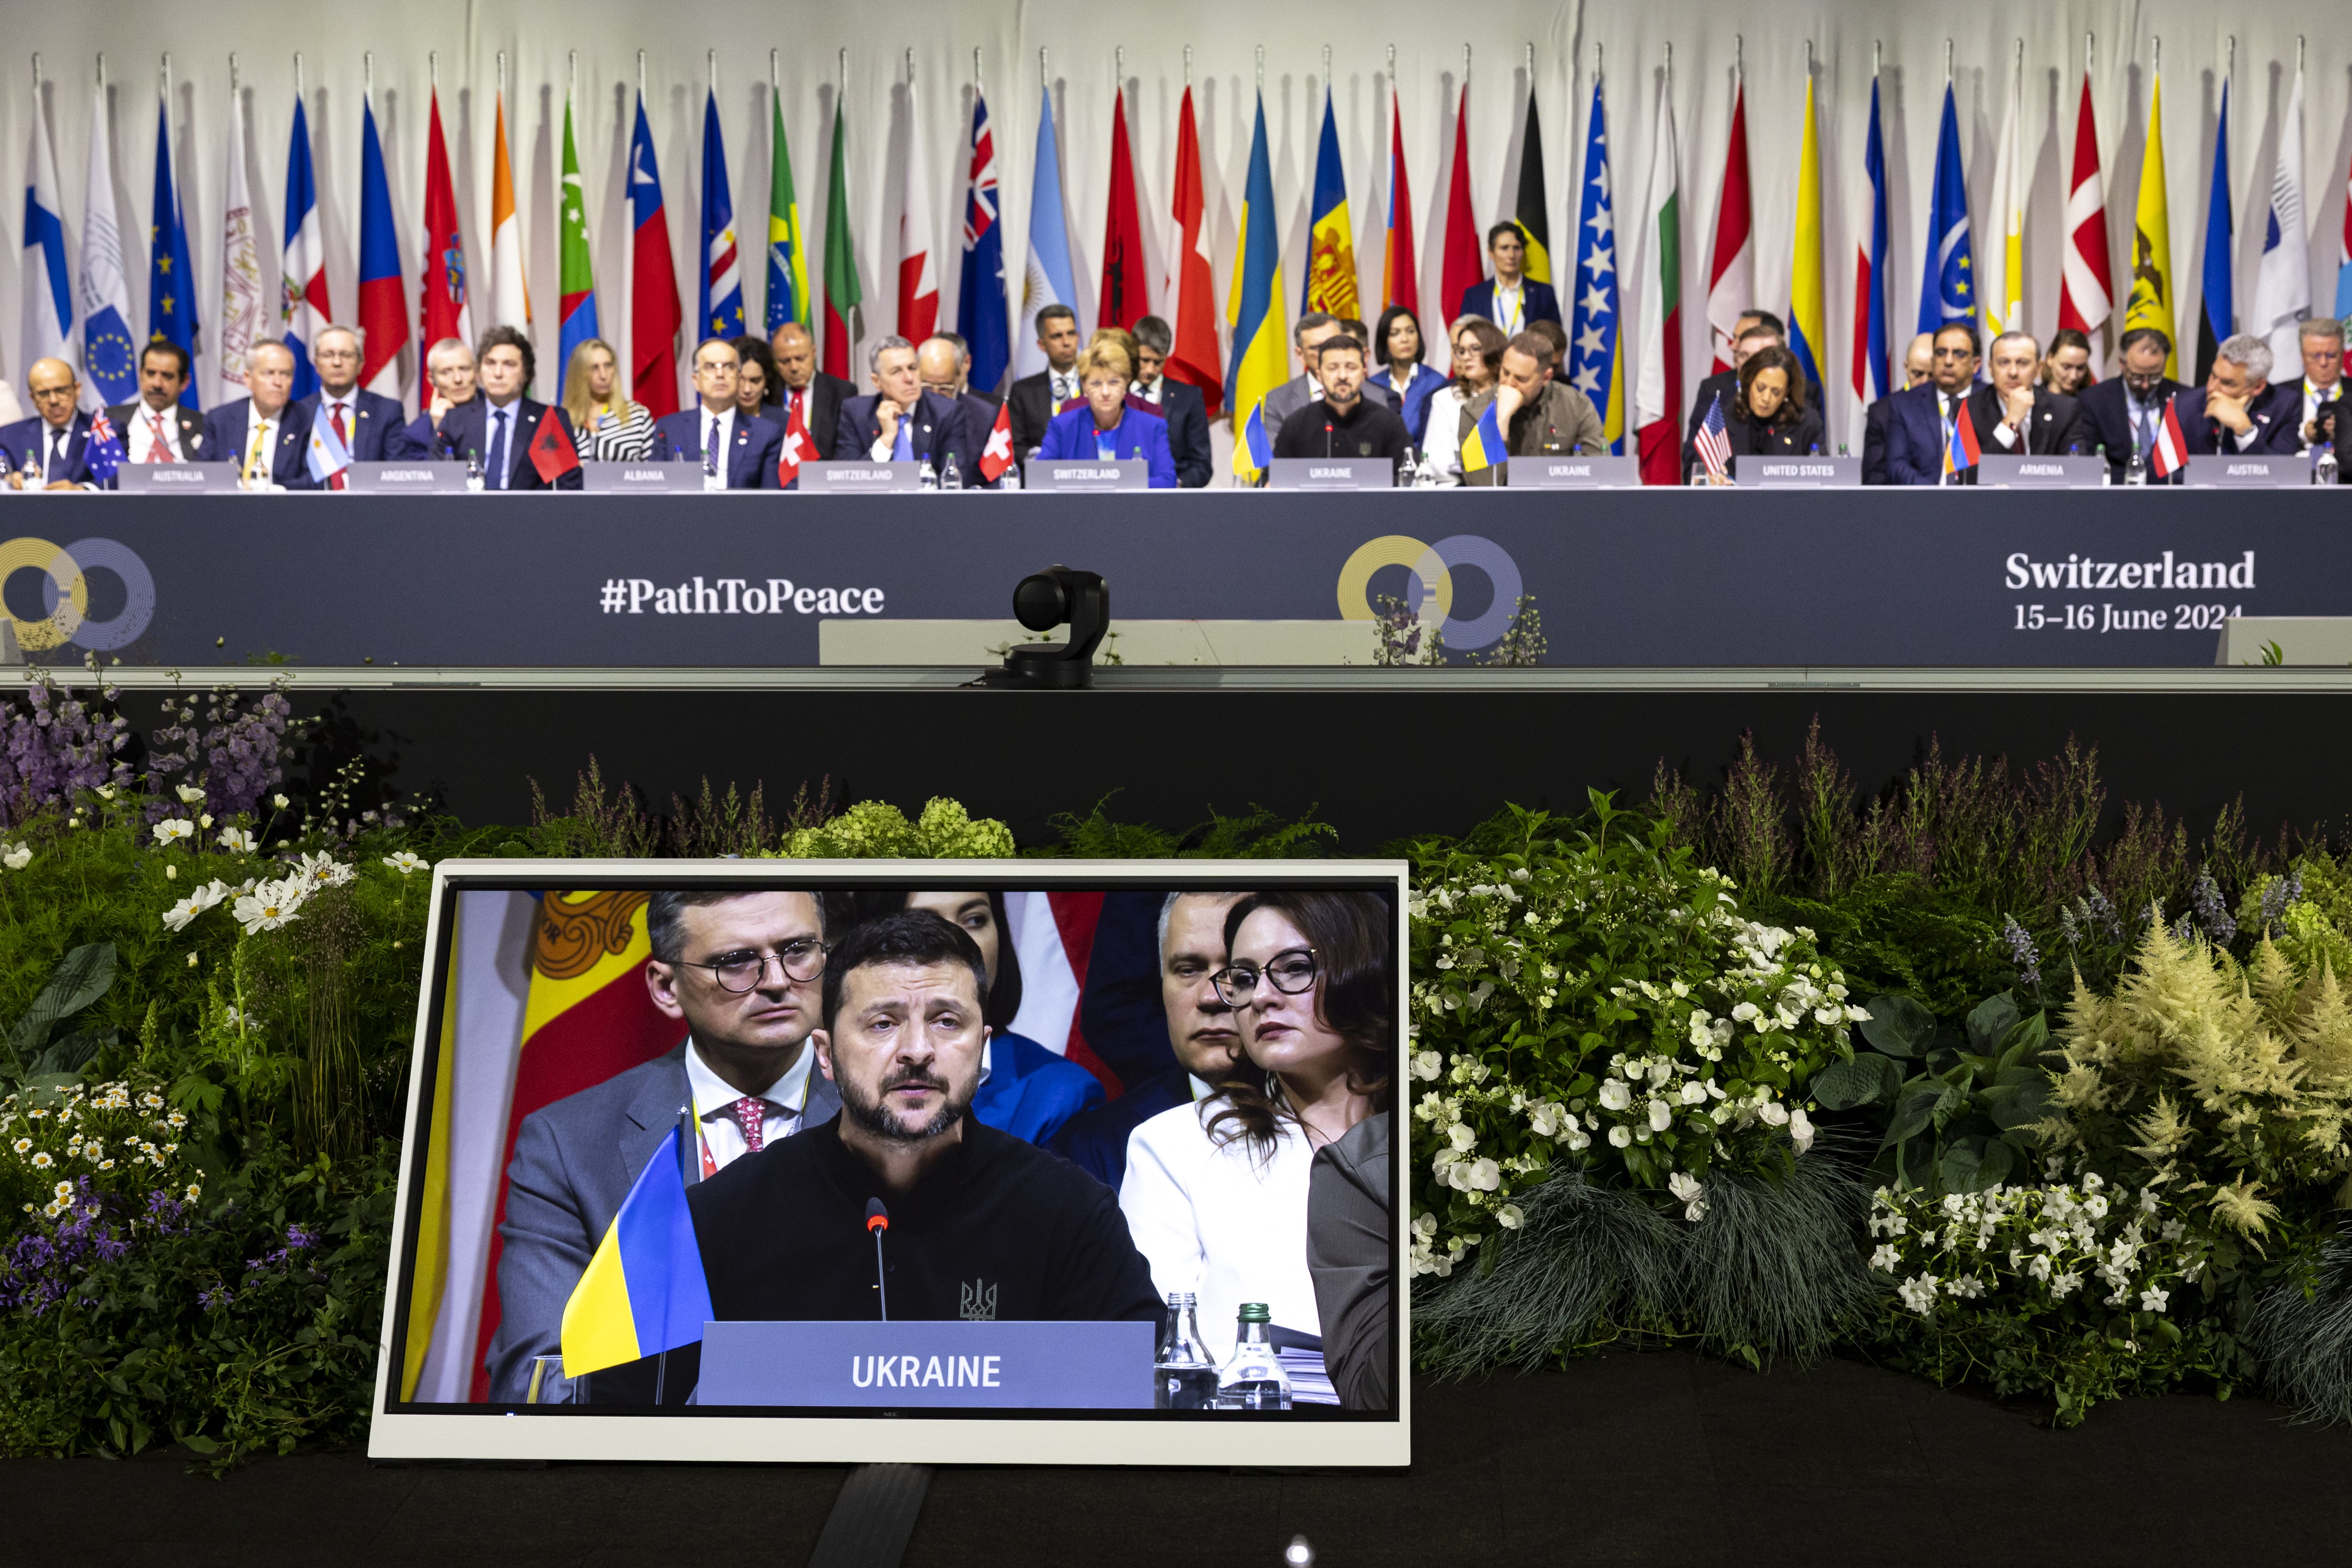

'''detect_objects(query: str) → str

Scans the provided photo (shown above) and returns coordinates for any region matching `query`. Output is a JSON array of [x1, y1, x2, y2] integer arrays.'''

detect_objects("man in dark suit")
[[2170, 334, 2303, 459], [1968, 330, 2088, 459], [1861, 333, 1937, 484], [1131, 315, 1214, 487], [918, 332, 1012, 478], [1006, 303, 1081, 456], [834, 334, 973, 478], [295, 324, 423, 482], [1262, 313, 1401, 433], [2075, 327, 2185, 482], [768, 320, 853, 462], [1883, 321, 1983, 485], [1454, 221, 1561, 333], [434, 326, 583, 489], [0, 358, 107, 488], [1052, 892, 1244, 1191], [204, 340, 317, 489], [401, 336, 480, 457], [651, 338, 785, 488], [487, 888, 842, 1403], [106, 341, 208, 465]]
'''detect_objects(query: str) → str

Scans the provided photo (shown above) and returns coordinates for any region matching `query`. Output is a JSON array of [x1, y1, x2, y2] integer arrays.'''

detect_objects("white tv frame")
[[368, 859, 1410, 1467]]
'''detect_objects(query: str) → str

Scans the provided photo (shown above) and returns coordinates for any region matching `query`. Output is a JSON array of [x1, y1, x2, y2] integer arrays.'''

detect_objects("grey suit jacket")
[[1262, 373, 1399, 435], [1306, 1112, 1391, 1411], [485, 1041, 841, 1402]]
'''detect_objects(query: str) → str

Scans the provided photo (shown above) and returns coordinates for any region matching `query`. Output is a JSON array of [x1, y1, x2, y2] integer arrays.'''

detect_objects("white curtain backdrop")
[[2, 0, 2346, 449]]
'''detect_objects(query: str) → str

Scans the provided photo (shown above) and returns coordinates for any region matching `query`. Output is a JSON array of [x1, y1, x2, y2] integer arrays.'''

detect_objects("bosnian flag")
[[280, 96, 332, 400], [306, 405, 353, 486], [977, 398, 1014, 484], [2151, 397, 2188, 479]]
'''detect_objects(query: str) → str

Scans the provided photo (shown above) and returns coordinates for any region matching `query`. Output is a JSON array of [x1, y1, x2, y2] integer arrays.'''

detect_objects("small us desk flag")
[[1693, 390, 1731, 482]]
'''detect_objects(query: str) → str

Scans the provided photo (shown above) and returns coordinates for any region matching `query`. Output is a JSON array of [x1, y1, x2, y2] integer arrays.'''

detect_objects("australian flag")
[[956, 91, 1011, 397], [84, 410, 126, 485]]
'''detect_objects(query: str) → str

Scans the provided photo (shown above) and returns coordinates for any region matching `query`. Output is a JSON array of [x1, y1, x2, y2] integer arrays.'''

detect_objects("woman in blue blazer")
[[1035, 341, 1178, 487], [1368, 305, 1442, 445]]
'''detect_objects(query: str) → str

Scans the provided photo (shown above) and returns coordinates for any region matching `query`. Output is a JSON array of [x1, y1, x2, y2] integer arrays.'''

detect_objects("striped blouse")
[[571, 400, 656, 462]]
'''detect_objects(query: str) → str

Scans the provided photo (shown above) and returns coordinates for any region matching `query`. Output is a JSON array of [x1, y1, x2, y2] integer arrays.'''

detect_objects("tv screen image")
[[369, 861, 1408, 1466]]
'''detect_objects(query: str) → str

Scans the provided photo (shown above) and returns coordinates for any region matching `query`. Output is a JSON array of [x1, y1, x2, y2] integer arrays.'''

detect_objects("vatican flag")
[[2125, 74, 2177, 376]]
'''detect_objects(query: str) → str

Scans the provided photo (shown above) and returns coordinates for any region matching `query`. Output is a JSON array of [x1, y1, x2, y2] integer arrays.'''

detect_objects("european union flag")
[[1917, 83, 1974, 335], [148, 99, 200, 410]]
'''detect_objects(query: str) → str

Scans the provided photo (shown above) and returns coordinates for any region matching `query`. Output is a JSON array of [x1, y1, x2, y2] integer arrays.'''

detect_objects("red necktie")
[[731, 1096, 772, 1154], [147, 411, 174, 462], [330, 404, 350, 490]]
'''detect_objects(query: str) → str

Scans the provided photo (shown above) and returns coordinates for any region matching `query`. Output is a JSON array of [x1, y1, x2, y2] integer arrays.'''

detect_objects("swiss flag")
[[2151, 397, 2188, 480], [777, 400, 816, 488], [977, 398, 1015, 485], [527, 409, 580, 484]]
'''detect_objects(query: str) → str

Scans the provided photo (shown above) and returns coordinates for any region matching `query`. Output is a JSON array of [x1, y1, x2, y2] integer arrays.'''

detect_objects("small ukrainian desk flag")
[[1239, 400, 1272, 472], [560, 1121, 712, 1377], [1460, 399, 1507, 474]]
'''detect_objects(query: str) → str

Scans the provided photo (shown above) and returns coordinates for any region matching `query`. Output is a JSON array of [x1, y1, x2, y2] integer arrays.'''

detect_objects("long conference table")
[[2, 487, 2346, 669]]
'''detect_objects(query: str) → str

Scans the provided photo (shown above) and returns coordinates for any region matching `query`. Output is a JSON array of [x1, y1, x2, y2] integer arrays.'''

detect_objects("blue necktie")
[[486, 409, 509, 490], [891, 411, 914, 461], [706, 415, 722, 477]]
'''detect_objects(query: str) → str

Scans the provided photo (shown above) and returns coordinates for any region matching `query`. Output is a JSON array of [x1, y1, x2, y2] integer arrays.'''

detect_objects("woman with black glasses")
[[1116, 890, 1393, 1394]]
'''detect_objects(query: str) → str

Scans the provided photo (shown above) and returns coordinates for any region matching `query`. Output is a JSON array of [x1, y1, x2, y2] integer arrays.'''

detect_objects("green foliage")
[[1812, 991, 2056, 1197], [1767, 875, 2008, 1018], [773, 797, 1015, 859], [1025, 796, 1337, 860]]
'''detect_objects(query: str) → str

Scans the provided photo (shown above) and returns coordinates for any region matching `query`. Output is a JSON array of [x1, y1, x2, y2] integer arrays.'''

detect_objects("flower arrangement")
[[0, 1079, 197, 1223], [773, 796, 1016, 859], [1406, 795, 1865, 1279]]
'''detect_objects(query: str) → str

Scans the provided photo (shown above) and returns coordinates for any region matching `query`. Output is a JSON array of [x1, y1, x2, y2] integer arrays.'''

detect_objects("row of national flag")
[[23, 53, 2352, 449]]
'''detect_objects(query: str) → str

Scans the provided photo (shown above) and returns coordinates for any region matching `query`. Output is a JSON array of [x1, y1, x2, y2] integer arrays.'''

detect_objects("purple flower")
[[285, 1224, 317, 1250], [2002, 916, 2043, 989], [199, 1284, 232, 1312]]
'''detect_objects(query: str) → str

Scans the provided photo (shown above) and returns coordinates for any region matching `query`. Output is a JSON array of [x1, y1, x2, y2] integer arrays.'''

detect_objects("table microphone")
[[1324, 420, 1335, 458], [866, 1197, 891, 1321]]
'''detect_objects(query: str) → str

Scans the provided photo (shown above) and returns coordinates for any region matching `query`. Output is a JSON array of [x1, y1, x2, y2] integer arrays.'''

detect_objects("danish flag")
[[977, 398, 1015, 485], [776, 400, 816, 488]]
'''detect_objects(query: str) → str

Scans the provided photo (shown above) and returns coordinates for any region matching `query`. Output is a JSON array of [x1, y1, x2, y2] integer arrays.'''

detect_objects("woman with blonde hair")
[[562, 337, 655, 461], [1033, 339, 1177, 486]]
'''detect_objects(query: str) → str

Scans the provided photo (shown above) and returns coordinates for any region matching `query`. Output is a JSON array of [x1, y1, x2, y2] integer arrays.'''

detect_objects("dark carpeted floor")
[[9, 1349, 2349, 1567]]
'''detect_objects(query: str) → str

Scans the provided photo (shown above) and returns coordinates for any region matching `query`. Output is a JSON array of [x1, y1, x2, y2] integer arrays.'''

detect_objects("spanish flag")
[[1461, 398, 1508, 474], [561, 1122, 712, 1377]]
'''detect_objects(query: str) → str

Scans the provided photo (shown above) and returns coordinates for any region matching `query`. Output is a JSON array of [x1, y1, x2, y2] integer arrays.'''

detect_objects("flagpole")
[[1184, 45, 1192, 90], [1945, 39, 1953, 85], [360, 51, 368, 103], [429, 50, 437, 94], [637, 48, 645, 100], [1257, 46, 1264, 93], [708, 48, 716, 99]]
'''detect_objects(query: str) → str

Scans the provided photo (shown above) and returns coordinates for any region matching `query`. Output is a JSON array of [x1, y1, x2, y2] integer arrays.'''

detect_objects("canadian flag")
[[977, 398, 1015, 484], [2151, 397, 2188, 479], [776, 401, 816, 488]]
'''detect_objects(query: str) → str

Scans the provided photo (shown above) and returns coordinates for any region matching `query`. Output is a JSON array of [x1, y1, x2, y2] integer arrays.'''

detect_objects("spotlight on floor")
[[981, 565, 1109, 689]]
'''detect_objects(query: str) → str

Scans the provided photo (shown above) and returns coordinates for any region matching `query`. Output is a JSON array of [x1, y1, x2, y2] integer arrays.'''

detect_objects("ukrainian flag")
[[560, 1122, 713, 1377], [1303, 91, 1359, 319], [1787, 75, 1826, 402], [1227, 92, 1287, 480], [1461, 398, 1507, 473], [1240, 400, 1273, 471]]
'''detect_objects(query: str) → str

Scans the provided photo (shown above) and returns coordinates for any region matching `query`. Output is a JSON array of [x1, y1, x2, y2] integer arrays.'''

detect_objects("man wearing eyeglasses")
[[487, 888, 839, 1404], [2075, 327, 2186, 484]]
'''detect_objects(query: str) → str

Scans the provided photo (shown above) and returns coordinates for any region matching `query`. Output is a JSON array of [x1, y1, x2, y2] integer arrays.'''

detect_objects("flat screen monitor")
[[369, 860, 1409, 1466]]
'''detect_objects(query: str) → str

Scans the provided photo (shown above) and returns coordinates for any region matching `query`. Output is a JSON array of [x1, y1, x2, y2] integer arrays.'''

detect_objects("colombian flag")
[[1226, 92, 1287, 480], [561, 1122, 711, 1377], [1461, 398, 1507, 473]]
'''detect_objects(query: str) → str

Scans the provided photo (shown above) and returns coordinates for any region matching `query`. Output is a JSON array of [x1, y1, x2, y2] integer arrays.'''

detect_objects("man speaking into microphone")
[[688, 909, 1161, 1327], [1270, 334, 1411, 478]]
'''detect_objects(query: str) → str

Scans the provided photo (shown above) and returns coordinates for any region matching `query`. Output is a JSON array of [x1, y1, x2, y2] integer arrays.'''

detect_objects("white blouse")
[[1118, 1095, 1321, 1361], [1420, 385, 1469, 486]]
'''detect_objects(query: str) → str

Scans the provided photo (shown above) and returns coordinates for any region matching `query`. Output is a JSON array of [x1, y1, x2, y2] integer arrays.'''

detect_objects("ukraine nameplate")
[[1266, 458, 1392, 491], [699, 1319, 1154, 1409], [1509, 455, 1639, 488]]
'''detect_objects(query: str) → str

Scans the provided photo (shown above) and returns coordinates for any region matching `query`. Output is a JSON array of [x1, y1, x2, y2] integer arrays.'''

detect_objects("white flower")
[[1756, 1100, 1790, 1127], [1897, 1274, 1941, 1315], [1465, 1158, 1502, 1192], [2138, 1287, 2169, 1313], [1647, 1098, 1674, 1132], [1597, 1080, 1633, 1112], [161, 895, 207, 932], [9, 1138, 28, 1155], [152, 818, 196, 846], [1869, 1244, 1902, 1272], [294, 852, 355, 891], [1410, 1050, 1442, 1082], [233, 878, 304, 934], [184, 1184, 202, 1202], [1789, 1108, 1815, 1154], [1607, 1125, 1632, 1148], [1447, 1123, 1478, 1153], [1527, 1103, 1563, 1138], [175, 784, 207, 805], [1730, 1001, 1761, 1023], [1679, 1081, 1708, 1105], [1496, 1204, 1526, 1230], [1667, 1171, 1708, 1222], [2083, 1194, 2110, 1220], [0, 842, 29, 870], [216, 827, 257, 853]]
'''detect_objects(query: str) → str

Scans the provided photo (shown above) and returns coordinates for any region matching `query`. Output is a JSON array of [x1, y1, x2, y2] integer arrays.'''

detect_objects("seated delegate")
[[1685, 343, 1825, 482], [1034, 340, 1177, 487]]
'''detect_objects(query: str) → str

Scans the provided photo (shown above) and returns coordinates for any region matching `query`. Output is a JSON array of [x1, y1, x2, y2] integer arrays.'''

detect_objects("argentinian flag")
[[306, 408, 352, 486]]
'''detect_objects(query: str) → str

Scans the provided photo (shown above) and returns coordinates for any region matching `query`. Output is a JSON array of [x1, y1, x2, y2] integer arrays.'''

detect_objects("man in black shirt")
[[689, 909, 1160, 1325], [1270, 336, 1412, 478]]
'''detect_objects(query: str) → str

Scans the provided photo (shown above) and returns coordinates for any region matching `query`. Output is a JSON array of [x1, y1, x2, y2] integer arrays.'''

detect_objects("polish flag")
[[977, 397, 1015, 484], [776, 399, 815, 488], [2058, 72, 2114, 374], [896, 74, 940, 343], [1002, 892, 1121, 1093], [1704, 75, 1753, 374]]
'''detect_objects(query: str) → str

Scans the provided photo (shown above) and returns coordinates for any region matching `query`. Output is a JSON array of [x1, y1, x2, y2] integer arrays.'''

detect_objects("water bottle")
[[1393, 449, 1415, 488], [940, 450, 962, 490], [918, 457, 938, 492], [16, 448, 40, 489], [1153, 1293, 1217, 1410], [2125, 441, 2148, 487], [703, 449, 725, 492], [1214, 1303, 1292, 1411], [2314, 444, 2338, 487], [1001, 457, 1023, 492], [464, 452, 485, 492]]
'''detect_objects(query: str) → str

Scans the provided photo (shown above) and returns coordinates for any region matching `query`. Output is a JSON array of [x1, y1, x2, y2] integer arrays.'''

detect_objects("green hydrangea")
[[772, 798, 1015, 860]]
